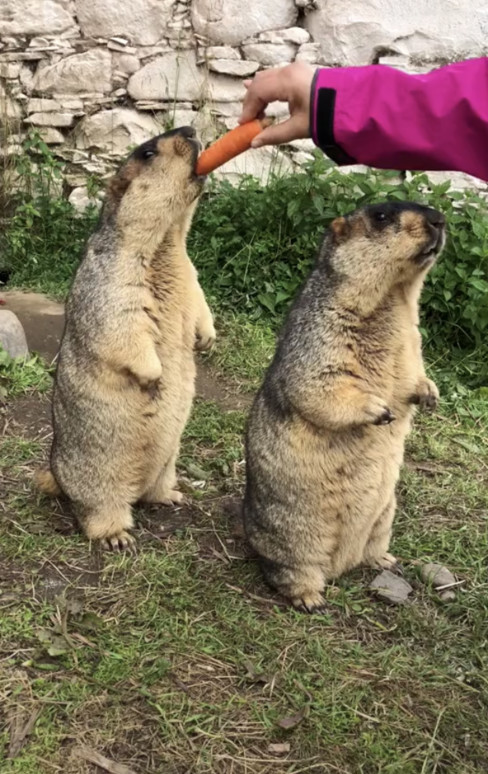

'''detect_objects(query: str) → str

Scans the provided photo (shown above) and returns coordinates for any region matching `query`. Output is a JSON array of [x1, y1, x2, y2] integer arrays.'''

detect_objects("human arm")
[[239, 58, 488, 181]]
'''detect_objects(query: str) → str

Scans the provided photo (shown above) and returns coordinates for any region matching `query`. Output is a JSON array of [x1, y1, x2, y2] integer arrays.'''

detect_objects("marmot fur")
[[244, 201, 445, 612], [35, 127, 215, 550]]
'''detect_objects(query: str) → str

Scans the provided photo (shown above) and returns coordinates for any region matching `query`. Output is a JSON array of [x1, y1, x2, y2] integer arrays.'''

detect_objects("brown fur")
[[35, 128, 215, 550], [244, 202, 445, 611]]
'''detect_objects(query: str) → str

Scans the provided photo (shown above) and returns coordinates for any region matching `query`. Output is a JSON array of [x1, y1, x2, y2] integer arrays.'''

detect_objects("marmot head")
[[328, 201, 446, 289], [105, 126, 204, 229]]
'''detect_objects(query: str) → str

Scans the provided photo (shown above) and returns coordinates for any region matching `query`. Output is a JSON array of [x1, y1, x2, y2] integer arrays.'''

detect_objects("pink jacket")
[[310, 58, 488, 181]]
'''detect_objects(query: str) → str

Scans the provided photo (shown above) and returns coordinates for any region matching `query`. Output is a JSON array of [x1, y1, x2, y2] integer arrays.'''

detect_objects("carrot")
[[195, 118, 271, 175]]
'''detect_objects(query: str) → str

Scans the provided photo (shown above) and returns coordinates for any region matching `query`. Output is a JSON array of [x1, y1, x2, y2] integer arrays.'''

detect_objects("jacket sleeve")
[[310, 58, 488, 181]]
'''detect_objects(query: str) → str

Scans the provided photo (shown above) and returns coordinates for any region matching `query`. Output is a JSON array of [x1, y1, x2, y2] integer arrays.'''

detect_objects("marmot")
[[244, 202, 445, 612], [35, 127, 215, 550]]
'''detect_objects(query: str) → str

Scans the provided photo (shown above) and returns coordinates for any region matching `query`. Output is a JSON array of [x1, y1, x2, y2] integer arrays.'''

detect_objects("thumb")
[[251, 116, 306, 148]]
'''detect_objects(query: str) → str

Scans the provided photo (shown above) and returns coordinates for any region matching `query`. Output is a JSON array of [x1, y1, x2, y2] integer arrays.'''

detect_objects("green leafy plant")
[[2, 138, 487, 383], [1, 131, 99, 297], [0, 347, 53, 398]]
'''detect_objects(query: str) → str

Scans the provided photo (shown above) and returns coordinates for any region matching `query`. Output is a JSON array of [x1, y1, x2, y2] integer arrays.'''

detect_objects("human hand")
[[238, 62, 316, 147]]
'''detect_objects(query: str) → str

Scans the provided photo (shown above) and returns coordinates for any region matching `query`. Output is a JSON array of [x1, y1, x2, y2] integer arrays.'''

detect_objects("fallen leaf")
[[74, 745, 137, 774], [37, 629, 69, 657], [277, 706, 309, 730], [8, 708, 41, 758], [268, 742, 291, 755]]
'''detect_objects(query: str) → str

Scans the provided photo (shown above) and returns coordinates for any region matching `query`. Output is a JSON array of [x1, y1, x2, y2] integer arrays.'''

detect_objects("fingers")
[[239, 69, 288, 125], [252, 116, 309, 147]]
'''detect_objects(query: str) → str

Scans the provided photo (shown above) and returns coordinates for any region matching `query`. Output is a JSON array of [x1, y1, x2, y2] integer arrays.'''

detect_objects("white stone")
[[420, 170, 487, 193], [107, 41, 138, 54], [0, 62, 20, 78], [53, 96, 84, 111], [0, 1, 75, 37], [74, 108, 162, 156], [291, 150, 315, 166], [215, 145, 293, 185], [258, 27, 310, 45], [27, 97, 59, 113], [192, 0, 297, 46], [305, 0, 488, 66], [170, 106, 222, 145], [128, 50, 246, 102], [115, 53, 140, 75], [209, 101, 242, 117], [295, 42, 320, 64], [206, 46, 241, 60], [33, 49, 112, 94], [19, 65, 34, 93], [208, 59, 259, 77], [0, 96, 22, 119], [0, 311, 29, 359], [24, 112, 74, 127], [38, 127, 65, 144], [69, 186, 101, 213], [288, 138, 317, 153], [75, 0, 176, 46], [242, 43, 296, 66]]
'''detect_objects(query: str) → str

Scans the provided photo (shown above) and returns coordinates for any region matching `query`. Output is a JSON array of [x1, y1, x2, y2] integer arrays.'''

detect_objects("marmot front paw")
[[195, 322, 216, 352], [365, 396, 396, 426], [411, 378, 439, 411]]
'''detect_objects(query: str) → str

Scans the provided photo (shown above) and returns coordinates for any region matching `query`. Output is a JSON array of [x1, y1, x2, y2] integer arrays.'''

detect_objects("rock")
[[370, 570, 413, 604], [0, 0, 75, 37], [74, 108, 162, 156], [305, 0, 488, 66], [242, 42, 296, 66], [215, 145, 293, 185], [128, 50, 202, 101], [258, 27, 310, 45], [205, 45, 241, 60], [420, 563, 456, 588], [115, 53, 140, 75], [0, 97, 22, 120], [24, 112, 74, 127], [75, 0, 176, 46], [208, 59, 259, 77], [33, 49, 112, 95], [295, 42, 321, 64], [68, 186, 101, 213], [0, 62, 20, 78], [192, 0, 297, 46], [0, 310, 29, 359], [27, 97, 59, 113], [439, 590, 456, 603], [128, 51, 246, 102], [38, 127, 65, 144]]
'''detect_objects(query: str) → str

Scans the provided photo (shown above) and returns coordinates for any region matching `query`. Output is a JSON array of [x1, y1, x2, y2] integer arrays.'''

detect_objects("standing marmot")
[[36, 127, 215, 550], [244, 202, 445, 612]]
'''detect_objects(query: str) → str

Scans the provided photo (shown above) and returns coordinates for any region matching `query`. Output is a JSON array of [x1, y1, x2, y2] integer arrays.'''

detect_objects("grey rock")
[[0, 310, 29, 359], [439, 590, 456, 603], [370, 570, 413, 605], [420, 563, 456, 588]]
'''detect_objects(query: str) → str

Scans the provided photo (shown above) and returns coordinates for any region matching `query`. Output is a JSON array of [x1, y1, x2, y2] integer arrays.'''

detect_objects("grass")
[[1, 321, 487, 773]]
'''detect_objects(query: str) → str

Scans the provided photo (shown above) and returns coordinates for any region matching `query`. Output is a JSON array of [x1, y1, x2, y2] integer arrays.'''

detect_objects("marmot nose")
[[177, 126, 196, 139], [425, 208, 445, 228]]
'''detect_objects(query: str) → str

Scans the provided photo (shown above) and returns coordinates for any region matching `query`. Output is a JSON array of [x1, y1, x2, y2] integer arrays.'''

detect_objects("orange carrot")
[[195, 118, 271, 175]]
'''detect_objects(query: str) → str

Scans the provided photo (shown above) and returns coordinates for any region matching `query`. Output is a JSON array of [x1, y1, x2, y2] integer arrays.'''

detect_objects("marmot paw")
[[410, 378, 439, 411]]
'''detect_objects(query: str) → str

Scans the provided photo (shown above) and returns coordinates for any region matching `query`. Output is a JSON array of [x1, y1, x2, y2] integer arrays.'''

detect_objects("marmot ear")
[[330, 216, 350, 242]]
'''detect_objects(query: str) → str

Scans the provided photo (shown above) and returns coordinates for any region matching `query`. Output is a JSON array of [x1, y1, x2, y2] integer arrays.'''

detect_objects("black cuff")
[[313, 77, 357, 166]]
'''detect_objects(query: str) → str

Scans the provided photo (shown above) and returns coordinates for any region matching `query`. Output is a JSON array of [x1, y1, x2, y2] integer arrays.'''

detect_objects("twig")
[[74, 745, 138, 774]]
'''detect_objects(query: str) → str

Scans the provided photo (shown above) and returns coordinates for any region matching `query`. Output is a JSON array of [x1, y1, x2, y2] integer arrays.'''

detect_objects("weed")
[[0, 348, 53, 398]]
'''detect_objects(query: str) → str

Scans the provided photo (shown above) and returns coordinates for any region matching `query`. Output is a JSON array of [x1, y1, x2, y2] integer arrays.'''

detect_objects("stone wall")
[[1, 0, 487, 203]]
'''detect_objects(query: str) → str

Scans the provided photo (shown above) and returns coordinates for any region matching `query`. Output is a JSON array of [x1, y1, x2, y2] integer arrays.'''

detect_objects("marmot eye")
[[375, 212, 387, 222], [142, 149, 155, 160]]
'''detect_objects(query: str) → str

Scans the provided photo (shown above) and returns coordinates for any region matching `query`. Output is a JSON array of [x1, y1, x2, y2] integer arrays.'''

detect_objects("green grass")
[[1, 327, 487, 773]]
